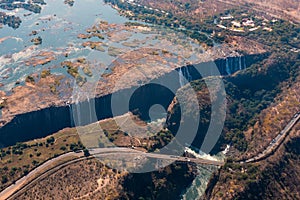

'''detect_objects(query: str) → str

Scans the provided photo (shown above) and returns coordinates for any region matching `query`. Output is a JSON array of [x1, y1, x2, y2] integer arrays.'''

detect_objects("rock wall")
[[0, 54, 267, 147]]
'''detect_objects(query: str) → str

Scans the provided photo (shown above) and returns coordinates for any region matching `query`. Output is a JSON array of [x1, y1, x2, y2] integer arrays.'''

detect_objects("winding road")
[[3, 112, 298, 199], [0, 151, 84, 200], [243, 112, 300, 163], [0, 148, 224, 200]]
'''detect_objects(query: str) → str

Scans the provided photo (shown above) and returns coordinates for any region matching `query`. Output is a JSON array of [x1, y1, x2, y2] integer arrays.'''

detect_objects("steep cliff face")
[[14, 158, 197, 200], [120, 162, 197, 200], [0, 54, 264, 147], [0, 106, 72, 147], [202, 53, 300, 199], [204, 125, 300, 200], [237, 133, 300, 200], [166, 52, 298, 155]]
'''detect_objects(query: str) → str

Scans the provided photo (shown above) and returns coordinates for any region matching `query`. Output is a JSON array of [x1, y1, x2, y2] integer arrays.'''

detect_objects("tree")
[[46, 137, 55, 144], [60, 146, 66, 151], [1, 175, 8, 184], [83, 149, 90, 157]]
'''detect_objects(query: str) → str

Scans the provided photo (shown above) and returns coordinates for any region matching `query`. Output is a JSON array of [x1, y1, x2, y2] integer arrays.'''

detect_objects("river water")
[[0, 0, 224, 198], [0, 0, 128, 90], [0, 0, 208, 92]]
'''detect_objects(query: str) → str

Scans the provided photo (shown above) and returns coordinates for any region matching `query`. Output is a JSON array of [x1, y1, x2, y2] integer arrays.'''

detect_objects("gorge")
[[0, 53, 267, 148]]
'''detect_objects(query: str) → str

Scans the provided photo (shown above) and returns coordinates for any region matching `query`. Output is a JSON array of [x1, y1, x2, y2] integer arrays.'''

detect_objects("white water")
[[225, 58, 231, 75], [182, 165, 218, 200], [179, 68, 185, 87], [184, 147, 224, 162], [181, 147, 226, 199], [178, 67, 192, 87], [239, 56, 242, 70], [184, 67, 192, 82], [225, 56, 246, 75]]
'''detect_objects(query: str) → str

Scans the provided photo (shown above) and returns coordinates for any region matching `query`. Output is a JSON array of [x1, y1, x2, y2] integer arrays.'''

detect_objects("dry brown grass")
[[243, 74, 300, 159], [16, 159, 124, 200], [0, 128, 80, 191]]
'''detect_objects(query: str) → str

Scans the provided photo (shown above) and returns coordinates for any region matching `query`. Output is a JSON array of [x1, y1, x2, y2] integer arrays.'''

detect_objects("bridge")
[[5, 111, 299, 199], [89, 147, 225, 166], [0, 147, 224, 200]]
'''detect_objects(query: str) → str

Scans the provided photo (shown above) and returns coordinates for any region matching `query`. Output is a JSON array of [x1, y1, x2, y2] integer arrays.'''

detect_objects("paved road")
[[243, 112, 300, 163], [1, 147, 224, 200], [0, 151, 83, 200], [89, 148, 224, 166], [4, 111, 298, 199]]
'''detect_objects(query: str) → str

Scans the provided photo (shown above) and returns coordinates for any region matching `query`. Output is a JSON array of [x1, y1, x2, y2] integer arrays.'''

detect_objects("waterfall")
[[179, 68, 185, 87], [182, 165, 217, 200], [74, 94, 82, 126], [87, 96, 93, 124], [243, 56, 246, 69], [181, 147, 224, 199], [225, 58, 231, 75], [184, 67, 192, 82], [76, 102, 81, 126], [239, 56, 242, 70], [178, 67, 192, 87], [68, 104, 74, 127]]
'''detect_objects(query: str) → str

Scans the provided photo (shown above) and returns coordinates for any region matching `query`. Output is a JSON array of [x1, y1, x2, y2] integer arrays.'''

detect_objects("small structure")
[[217, 24, 227, 29], [231, 21, 241, 28], [242, 19, 255, 27], [220, 15, 234, 20], [249, 26, 260, 32], [263, 27, 273, 32]]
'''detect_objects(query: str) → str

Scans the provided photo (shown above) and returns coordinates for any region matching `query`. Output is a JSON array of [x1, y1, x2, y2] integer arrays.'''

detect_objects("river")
[[0, 0, 229, 198]]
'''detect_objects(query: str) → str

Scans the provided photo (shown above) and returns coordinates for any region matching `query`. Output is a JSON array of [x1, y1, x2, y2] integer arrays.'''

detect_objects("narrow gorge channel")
[[0, 54, 267, 147]]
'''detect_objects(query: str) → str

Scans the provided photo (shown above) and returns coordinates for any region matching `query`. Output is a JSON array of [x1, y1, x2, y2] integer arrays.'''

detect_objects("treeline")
[[166, 51, 299, 154], [222, 51, 299, 152], [121, 162, 196, 199], [0, 12, 21, 29], [105, 0, 300, 51], [0, 0, 46, 28], [104, 0, 214, 46], [0, 1, 44, 13]]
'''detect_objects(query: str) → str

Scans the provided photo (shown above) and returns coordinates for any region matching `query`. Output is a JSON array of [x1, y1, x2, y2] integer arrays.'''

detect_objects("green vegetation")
[[83, 66, 93, 77], [0, 12, 21, 29], [31, 36, 42, 45], [0, 0, 45, 13], [49, 78, 60, 94], [220, 160, 260, 186], [61, 61, 87, 86], [83, 148, 90, 157], [41, 69, 51, 78], [147, 130, 174, 152], [234, 136, 300, 199], [105, 0, 300, 51], [121, 162, 196, 199], [104, 0, 213, 47], [224, 52, 299, 152], [25, 75, 35, 84], [0, 129, 82, 192], [64, 0, 74, 7], [170, 51, 300, 154]]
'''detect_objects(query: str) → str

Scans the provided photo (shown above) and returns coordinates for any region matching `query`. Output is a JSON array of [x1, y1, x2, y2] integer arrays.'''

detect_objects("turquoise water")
[[0, 0, 203, 91], [0, 1, 222, 197], [0, 0, 130, 90]]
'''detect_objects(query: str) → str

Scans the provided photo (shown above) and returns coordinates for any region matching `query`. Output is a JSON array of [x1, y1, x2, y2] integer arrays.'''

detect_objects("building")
[[242, 19, 255, 27], [231, 21, 241, 28]]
